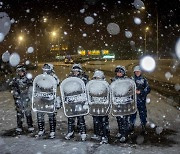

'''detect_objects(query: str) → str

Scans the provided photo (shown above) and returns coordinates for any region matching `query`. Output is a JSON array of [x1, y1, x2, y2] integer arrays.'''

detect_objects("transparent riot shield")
[[110, 78, 137, 116], [86, 80, 111, 116], [32, 74, 57, 113], [60, 77, 89, 117]]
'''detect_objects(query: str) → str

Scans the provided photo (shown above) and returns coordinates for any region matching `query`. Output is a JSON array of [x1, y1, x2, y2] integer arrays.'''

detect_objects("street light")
[[144, 26, 149, 54], [52, 31, 56, 37], [18, 35, 24, 43], [18, 34, 27, 59], [50, 30, 61, 60], [43, 17, 47, 23], [18, 35, 25, 48], [51, 31, 57, 42], [141, 6, 159, 58]]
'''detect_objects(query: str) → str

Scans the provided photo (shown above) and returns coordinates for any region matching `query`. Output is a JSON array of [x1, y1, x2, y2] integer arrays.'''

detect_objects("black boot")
[[65, 117, 75, 140], [92, 116, 100, 137], [102, 116, 110, 139], [36, 113, 45, 137], [117, 116, 128, 142], [116, 116, 122, 138], [76, 119, 80, 133], [16, 110, 23, 134], [49, 114, 56, 139], [91, 116, 101, 140], [78, 116, 87, 141], [26, 112, 34, 133], [37, 121, 45, 137], [78, 116, 86, 134], [105, 116, 110, 138]]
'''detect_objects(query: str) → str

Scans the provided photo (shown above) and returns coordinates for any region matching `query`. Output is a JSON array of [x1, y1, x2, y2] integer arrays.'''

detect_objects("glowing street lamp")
[[50, 30, 61, 53], [140, 5, 159, 59], [51, 31, 57, 40], [51, 31, 58, 43], [144, 26, 149, 54], [52, 31, 57, 37], [18, 35, 25, 47], [43, 17, 47, 23], [18, 35, 24, 42]]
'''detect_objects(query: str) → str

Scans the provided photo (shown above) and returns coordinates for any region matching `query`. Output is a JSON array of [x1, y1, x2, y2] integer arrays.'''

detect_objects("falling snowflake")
[[9, 52, 20, 67], [0, 33, 5, 42], [27, 47, 34, 53], [140, 56, 156, 72], [107, 23, 120, 35], [84, 16, 94, 25], [1, 50, 10, 62], [134, 17, 142, 25], [125, 30, 133, 38], [175, 38, 180, 59]]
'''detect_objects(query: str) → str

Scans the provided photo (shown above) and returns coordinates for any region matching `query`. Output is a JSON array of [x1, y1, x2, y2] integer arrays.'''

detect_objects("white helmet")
[[133, 65, 141, 72], [93, 70, 105, 79], [42, 63, 54, 73], [72, 63, 82, 72], [16, 64, 26, 73], [115, 65, 126, 75]]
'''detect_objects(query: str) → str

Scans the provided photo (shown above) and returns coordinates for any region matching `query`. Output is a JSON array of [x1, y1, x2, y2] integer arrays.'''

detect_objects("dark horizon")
[[0, 0, 179, 60]]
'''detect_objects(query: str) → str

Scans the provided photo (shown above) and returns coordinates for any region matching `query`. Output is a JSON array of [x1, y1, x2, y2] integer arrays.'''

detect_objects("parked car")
[[64, 57, 74, 64]]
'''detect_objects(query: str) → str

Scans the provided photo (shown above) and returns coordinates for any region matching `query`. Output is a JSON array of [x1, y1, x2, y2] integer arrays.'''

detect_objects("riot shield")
[[86, 80, 111, 116], [110, 78, 137, 116], [32, 74, 57, 113], [60, 77, 89, 117]]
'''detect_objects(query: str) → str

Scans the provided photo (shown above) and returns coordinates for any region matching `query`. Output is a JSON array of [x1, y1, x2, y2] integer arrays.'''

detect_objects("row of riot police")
[[9, 63, 150, 143], [9, 63, 60, 139]]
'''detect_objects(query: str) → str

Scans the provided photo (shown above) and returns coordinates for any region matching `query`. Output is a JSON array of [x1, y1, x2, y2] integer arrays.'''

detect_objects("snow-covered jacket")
[[132, 75, 151, 101], [9, 75, 33, 99]]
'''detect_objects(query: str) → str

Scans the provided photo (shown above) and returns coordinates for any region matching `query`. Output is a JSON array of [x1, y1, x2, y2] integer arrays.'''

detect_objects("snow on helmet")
[[16, 64, 26, 72], [42, 63, 54, 73], [133, 65, 141, 72], [72, 63, 82, 72], [93, 70, 105, 79], [115, 65, 126, 75]]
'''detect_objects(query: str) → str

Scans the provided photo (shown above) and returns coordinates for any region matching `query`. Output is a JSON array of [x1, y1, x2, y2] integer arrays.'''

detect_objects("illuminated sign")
[[88, 50, 100, 55], [78, 50, 86, 56], [102, 54, 115, 59], [102, 50, 109, 55], [50, 44, 68, 51], [78, 50, 109, 56]]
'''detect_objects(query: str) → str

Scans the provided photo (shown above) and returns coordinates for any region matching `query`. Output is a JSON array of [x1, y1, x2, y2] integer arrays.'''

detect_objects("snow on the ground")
[[0, 60, 179, 153], [0, 135, 179, 154], [0, 88, 179, 154]]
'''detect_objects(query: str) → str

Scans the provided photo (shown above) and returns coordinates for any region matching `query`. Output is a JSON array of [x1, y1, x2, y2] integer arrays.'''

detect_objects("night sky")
[[0, 0, 180, 60]]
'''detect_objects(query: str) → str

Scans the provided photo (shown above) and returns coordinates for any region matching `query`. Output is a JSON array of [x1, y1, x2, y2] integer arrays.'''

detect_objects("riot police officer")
[[65, 63, 89, 141], [9, 65, 34, 134], [111, 65, 130, 142], [129, 65, 151, 134], [90, 70, 110, 144], [36, 63, 60, 139]]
